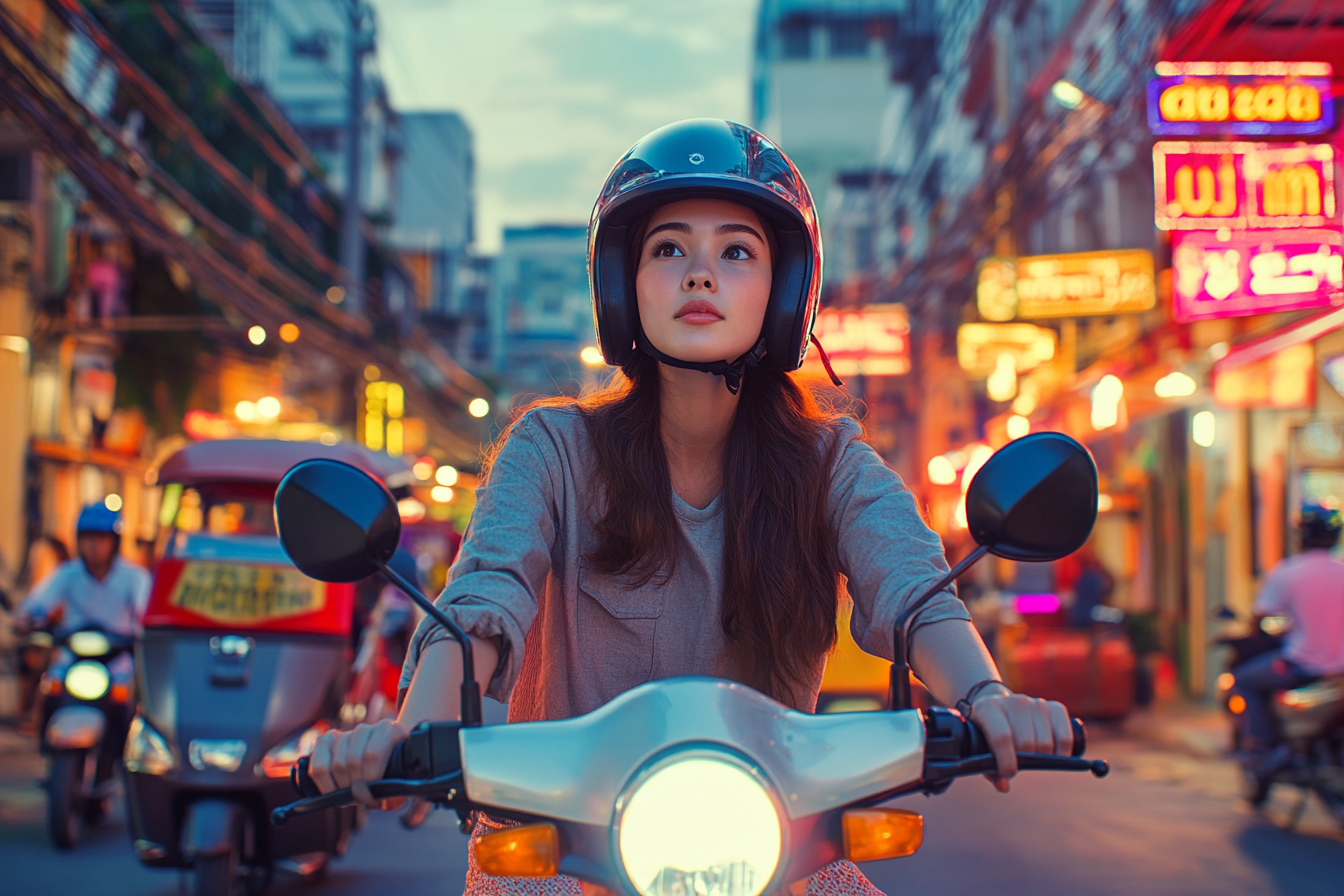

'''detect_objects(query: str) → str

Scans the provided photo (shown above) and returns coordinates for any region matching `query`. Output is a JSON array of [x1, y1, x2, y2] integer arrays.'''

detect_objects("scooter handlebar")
[[290, 720, 465, 801], [960, 714, 1088, 759]]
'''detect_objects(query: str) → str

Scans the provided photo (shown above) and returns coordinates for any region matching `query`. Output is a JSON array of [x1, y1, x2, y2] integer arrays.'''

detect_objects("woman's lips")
[[675, 299, 723, 323]]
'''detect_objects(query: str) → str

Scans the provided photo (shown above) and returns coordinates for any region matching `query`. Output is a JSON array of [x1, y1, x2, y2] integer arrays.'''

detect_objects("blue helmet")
[[76, 502, 123, 535], [1299, 501, 1342, 546]]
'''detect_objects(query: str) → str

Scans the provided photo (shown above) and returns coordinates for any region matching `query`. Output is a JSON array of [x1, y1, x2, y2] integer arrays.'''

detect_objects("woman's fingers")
[[361, 719, 409, 785], [308, 732, 338, 794], [1047, 699, 1074, 756], [971, 693, 1077, 791], [971, 698, 1019, 781]]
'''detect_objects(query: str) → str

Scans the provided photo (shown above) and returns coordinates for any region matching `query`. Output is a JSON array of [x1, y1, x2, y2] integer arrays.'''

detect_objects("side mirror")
[[273, 458, 483, 726], [889, 432, 1098, 711], [274, 459, 401, 583], [966, 432, 1098, 562]]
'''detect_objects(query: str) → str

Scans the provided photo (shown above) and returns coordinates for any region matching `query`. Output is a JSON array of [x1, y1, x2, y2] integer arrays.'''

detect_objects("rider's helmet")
[[587, 119, 826, 392], [1298, 501, 1342, 549], [76, 502, 123, 536]]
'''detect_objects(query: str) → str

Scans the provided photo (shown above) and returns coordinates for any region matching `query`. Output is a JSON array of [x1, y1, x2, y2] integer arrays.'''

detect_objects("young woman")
[[308, 120, 1074, 895]]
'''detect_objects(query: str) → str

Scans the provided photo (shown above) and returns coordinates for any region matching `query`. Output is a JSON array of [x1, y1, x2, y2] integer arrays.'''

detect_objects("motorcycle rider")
[[1231, 501, 1344, 763], [307, 120, 1075, 895], [15, 502, 151, 640]]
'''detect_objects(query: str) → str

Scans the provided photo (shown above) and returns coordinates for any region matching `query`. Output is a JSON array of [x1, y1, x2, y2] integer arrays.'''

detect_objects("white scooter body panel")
[[459, 676, 925, 825]]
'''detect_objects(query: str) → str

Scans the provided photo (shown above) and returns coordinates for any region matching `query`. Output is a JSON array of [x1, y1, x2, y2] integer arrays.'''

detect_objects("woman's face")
[[635, 199, 772, 364]]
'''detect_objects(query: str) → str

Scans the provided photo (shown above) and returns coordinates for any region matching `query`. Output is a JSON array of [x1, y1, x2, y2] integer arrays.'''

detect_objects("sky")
[[367, 0, 758, 253]]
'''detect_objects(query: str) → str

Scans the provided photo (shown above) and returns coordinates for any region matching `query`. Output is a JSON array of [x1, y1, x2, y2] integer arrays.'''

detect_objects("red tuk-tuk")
[[124, 439, 411, 895]]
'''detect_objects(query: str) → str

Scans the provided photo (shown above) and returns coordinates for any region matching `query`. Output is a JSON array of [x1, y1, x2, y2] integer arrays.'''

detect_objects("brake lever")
[[271, 771, 467, 827], [926, 752, 1109, 782]]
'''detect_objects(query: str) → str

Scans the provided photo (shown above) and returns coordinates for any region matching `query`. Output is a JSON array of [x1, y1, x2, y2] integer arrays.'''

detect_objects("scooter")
[[1217, 618, 1344, 826], [38, 624, 135, 849], [123, 438, 413, 895], [267, 432, 1109, 895]]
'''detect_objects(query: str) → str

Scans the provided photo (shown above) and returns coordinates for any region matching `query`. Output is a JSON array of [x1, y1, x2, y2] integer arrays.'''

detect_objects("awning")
[[1212, 304, 1344, 375]]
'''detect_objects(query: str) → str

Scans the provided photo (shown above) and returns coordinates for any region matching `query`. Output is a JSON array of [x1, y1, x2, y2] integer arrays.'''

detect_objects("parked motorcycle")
[[267, 432, 1108, 894], [123, 438, 412, 895], [1217, 618, 1344, 826], [39, 624, 135, 849]]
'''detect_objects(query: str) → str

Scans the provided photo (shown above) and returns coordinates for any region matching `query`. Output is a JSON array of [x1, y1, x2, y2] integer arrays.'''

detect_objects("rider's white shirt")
[[1254, 549, 1344, 675], [19, 556, 150, 636]]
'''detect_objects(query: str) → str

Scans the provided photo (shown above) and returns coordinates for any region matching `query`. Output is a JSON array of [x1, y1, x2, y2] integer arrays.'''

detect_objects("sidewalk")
[[1123, 701, 1229, 760]]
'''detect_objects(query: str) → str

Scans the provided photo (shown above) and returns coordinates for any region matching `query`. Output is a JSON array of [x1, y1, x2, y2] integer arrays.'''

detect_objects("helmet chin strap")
[[635, 329, 768, 395]]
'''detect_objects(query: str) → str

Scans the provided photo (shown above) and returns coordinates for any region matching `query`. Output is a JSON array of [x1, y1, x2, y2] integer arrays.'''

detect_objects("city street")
[[1, 723, 1340, 896]]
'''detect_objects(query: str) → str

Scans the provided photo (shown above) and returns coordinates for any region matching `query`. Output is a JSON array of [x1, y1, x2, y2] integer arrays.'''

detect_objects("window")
[[0, 152, 28, 201], [780, 19, 812, 59], [829, 21, 869, 57]]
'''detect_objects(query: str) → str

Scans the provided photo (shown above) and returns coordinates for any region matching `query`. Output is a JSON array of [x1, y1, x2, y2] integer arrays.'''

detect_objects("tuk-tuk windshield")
[[160, 482, 277, 537]]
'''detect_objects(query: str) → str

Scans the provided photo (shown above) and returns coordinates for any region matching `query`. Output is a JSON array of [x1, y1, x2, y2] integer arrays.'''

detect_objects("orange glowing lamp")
[[841, 808, 924, 863], [475, 823, 560, 878]]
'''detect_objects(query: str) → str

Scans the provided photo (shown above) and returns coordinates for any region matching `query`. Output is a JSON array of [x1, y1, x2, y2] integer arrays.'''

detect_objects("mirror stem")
[[889, 543, 990, 711], [374, 559, 483, 727]]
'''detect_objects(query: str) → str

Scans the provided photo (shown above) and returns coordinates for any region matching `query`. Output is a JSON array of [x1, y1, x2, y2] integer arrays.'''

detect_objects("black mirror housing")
[[966, 432, 1098, 562], [274, 459, 402, 582]]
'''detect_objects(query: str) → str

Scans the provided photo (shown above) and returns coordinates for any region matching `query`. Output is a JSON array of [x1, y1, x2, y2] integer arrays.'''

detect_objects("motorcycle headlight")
[[65, 660, 111, 701], [256, 723, 330, 778], [69, 630, 111, 657], [617, 756, 782, 896], [125, 716, 177, 775]]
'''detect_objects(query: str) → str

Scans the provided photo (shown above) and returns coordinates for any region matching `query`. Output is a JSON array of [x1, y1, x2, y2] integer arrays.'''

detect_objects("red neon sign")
[[1153, 142, 1336, 230], [1171, 229, 1343, 323]]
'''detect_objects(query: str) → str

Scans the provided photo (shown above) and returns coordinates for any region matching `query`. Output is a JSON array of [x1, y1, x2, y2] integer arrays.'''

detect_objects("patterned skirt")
[[464, 813, 887, 896]]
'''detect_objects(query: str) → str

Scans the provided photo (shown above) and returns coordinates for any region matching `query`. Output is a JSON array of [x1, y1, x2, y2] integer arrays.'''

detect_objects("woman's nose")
[[685, 275, 713, 290]]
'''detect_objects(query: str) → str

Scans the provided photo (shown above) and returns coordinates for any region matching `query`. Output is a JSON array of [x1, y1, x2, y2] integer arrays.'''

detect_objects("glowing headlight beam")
[[618, 757, 782, 896]]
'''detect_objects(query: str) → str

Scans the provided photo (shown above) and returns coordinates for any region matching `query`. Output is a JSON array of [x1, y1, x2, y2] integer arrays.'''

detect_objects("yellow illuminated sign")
[[171, 563, 325, 624], [956, 323, 1057, 378], [975, 251, 1156, 319]]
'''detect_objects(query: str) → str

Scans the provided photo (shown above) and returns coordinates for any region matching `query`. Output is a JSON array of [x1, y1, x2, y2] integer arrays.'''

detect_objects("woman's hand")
[[307, 718, 411, 809], [968, 686, 1073, 793]]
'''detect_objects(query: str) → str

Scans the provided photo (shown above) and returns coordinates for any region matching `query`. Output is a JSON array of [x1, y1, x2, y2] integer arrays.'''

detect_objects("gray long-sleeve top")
[[400, 406, 968, 721]]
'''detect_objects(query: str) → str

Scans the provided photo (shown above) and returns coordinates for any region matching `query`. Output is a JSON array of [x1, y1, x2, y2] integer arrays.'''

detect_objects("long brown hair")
[[487, 351, 848, 707]]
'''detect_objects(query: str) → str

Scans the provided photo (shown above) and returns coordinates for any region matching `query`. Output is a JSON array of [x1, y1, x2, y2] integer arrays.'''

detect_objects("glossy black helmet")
[[588, 119, 823, 382]]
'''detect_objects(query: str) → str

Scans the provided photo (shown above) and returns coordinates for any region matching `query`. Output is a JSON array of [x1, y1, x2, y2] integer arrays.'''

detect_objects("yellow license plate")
[[171, 563, 324, 624]]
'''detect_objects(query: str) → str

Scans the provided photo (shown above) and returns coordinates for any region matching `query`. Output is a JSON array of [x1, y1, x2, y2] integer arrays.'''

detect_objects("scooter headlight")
[[617, 755, 782, 896], [69, 630, 111, 657], [65, 660, 110, 701], [125, 716, 177, 775]]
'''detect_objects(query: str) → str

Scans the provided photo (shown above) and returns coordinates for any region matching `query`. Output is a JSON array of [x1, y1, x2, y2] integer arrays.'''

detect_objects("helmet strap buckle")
[[634, 331, 767, 395]]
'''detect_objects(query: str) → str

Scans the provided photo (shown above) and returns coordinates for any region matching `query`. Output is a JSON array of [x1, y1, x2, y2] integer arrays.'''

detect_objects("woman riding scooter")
[[307, 119, 1078, 895]]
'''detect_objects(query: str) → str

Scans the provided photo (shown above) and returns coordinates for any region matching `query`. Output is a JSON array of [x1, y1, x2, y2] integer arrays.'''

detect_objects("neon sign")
[[800, 304, 910, 377], [977, 250, 1156, 319], [1148, 62, 1332, 136], [956, 323, 1057, 378], [1153, 142, 1336, 230], [1171, 229, 1343, 323]]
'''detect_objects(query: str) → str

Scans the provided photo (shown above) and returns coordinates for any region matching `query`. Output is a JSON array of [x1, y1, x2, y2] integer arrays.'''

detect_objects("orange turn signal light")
[[111, 684, 131, 703], [1228, 694, 1246, 715], [842, 808, 924, 862], [475, 823, 560, 877]]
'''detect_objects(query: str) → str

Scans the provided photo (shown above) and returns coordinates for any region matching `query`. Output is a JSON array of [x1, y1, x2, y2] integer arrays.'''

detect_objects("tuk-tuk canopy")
[[156, 439, 412, 487]]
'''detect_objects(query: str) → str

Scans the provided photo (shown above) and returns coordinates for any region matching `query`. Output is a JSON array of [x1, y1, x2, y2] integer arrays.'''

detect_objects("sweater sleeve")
[[400, 411, 562, 702], [827, 418, 970, 661]]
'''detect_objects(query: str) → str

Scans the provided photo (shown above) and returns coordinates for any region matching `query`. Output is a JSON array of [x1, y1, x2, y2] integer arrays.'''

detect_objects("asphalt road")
[[1, 724, 1341, 896]]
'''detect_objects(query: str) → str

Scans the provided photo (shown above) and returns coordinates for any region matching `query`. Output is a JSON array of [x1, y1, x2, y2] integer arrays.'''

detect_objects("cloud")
[[368, 0, 754, 252]]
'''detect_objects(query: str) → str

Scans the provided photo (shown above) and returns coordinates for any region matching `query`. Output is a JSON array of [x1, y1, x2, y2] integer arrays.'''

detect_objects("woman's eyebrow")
[[644, 222, 691, 240], [717, 222, 765, 241]]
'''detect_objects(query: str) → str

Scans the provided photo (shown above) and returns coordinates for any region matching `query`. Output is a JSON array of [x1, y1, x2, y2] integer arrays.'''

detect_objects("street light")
[[248, 325, 266, 345], [468, 398, 490, 418], [580, 346, 605, 367]]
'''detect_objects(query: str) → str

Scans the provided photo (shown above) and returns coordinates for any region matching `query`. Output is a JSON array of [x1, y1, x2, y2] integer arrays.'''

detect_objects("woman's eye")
[[723, 244, 755, 261], [652, 241, 683, 258]]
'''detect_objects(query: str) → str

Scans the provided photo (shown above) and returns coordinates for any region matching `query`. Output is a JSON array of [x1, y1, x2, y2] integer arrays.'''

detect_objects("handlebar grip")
[[291, 743, 411, 799], [962, 715, 1088, 758]]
